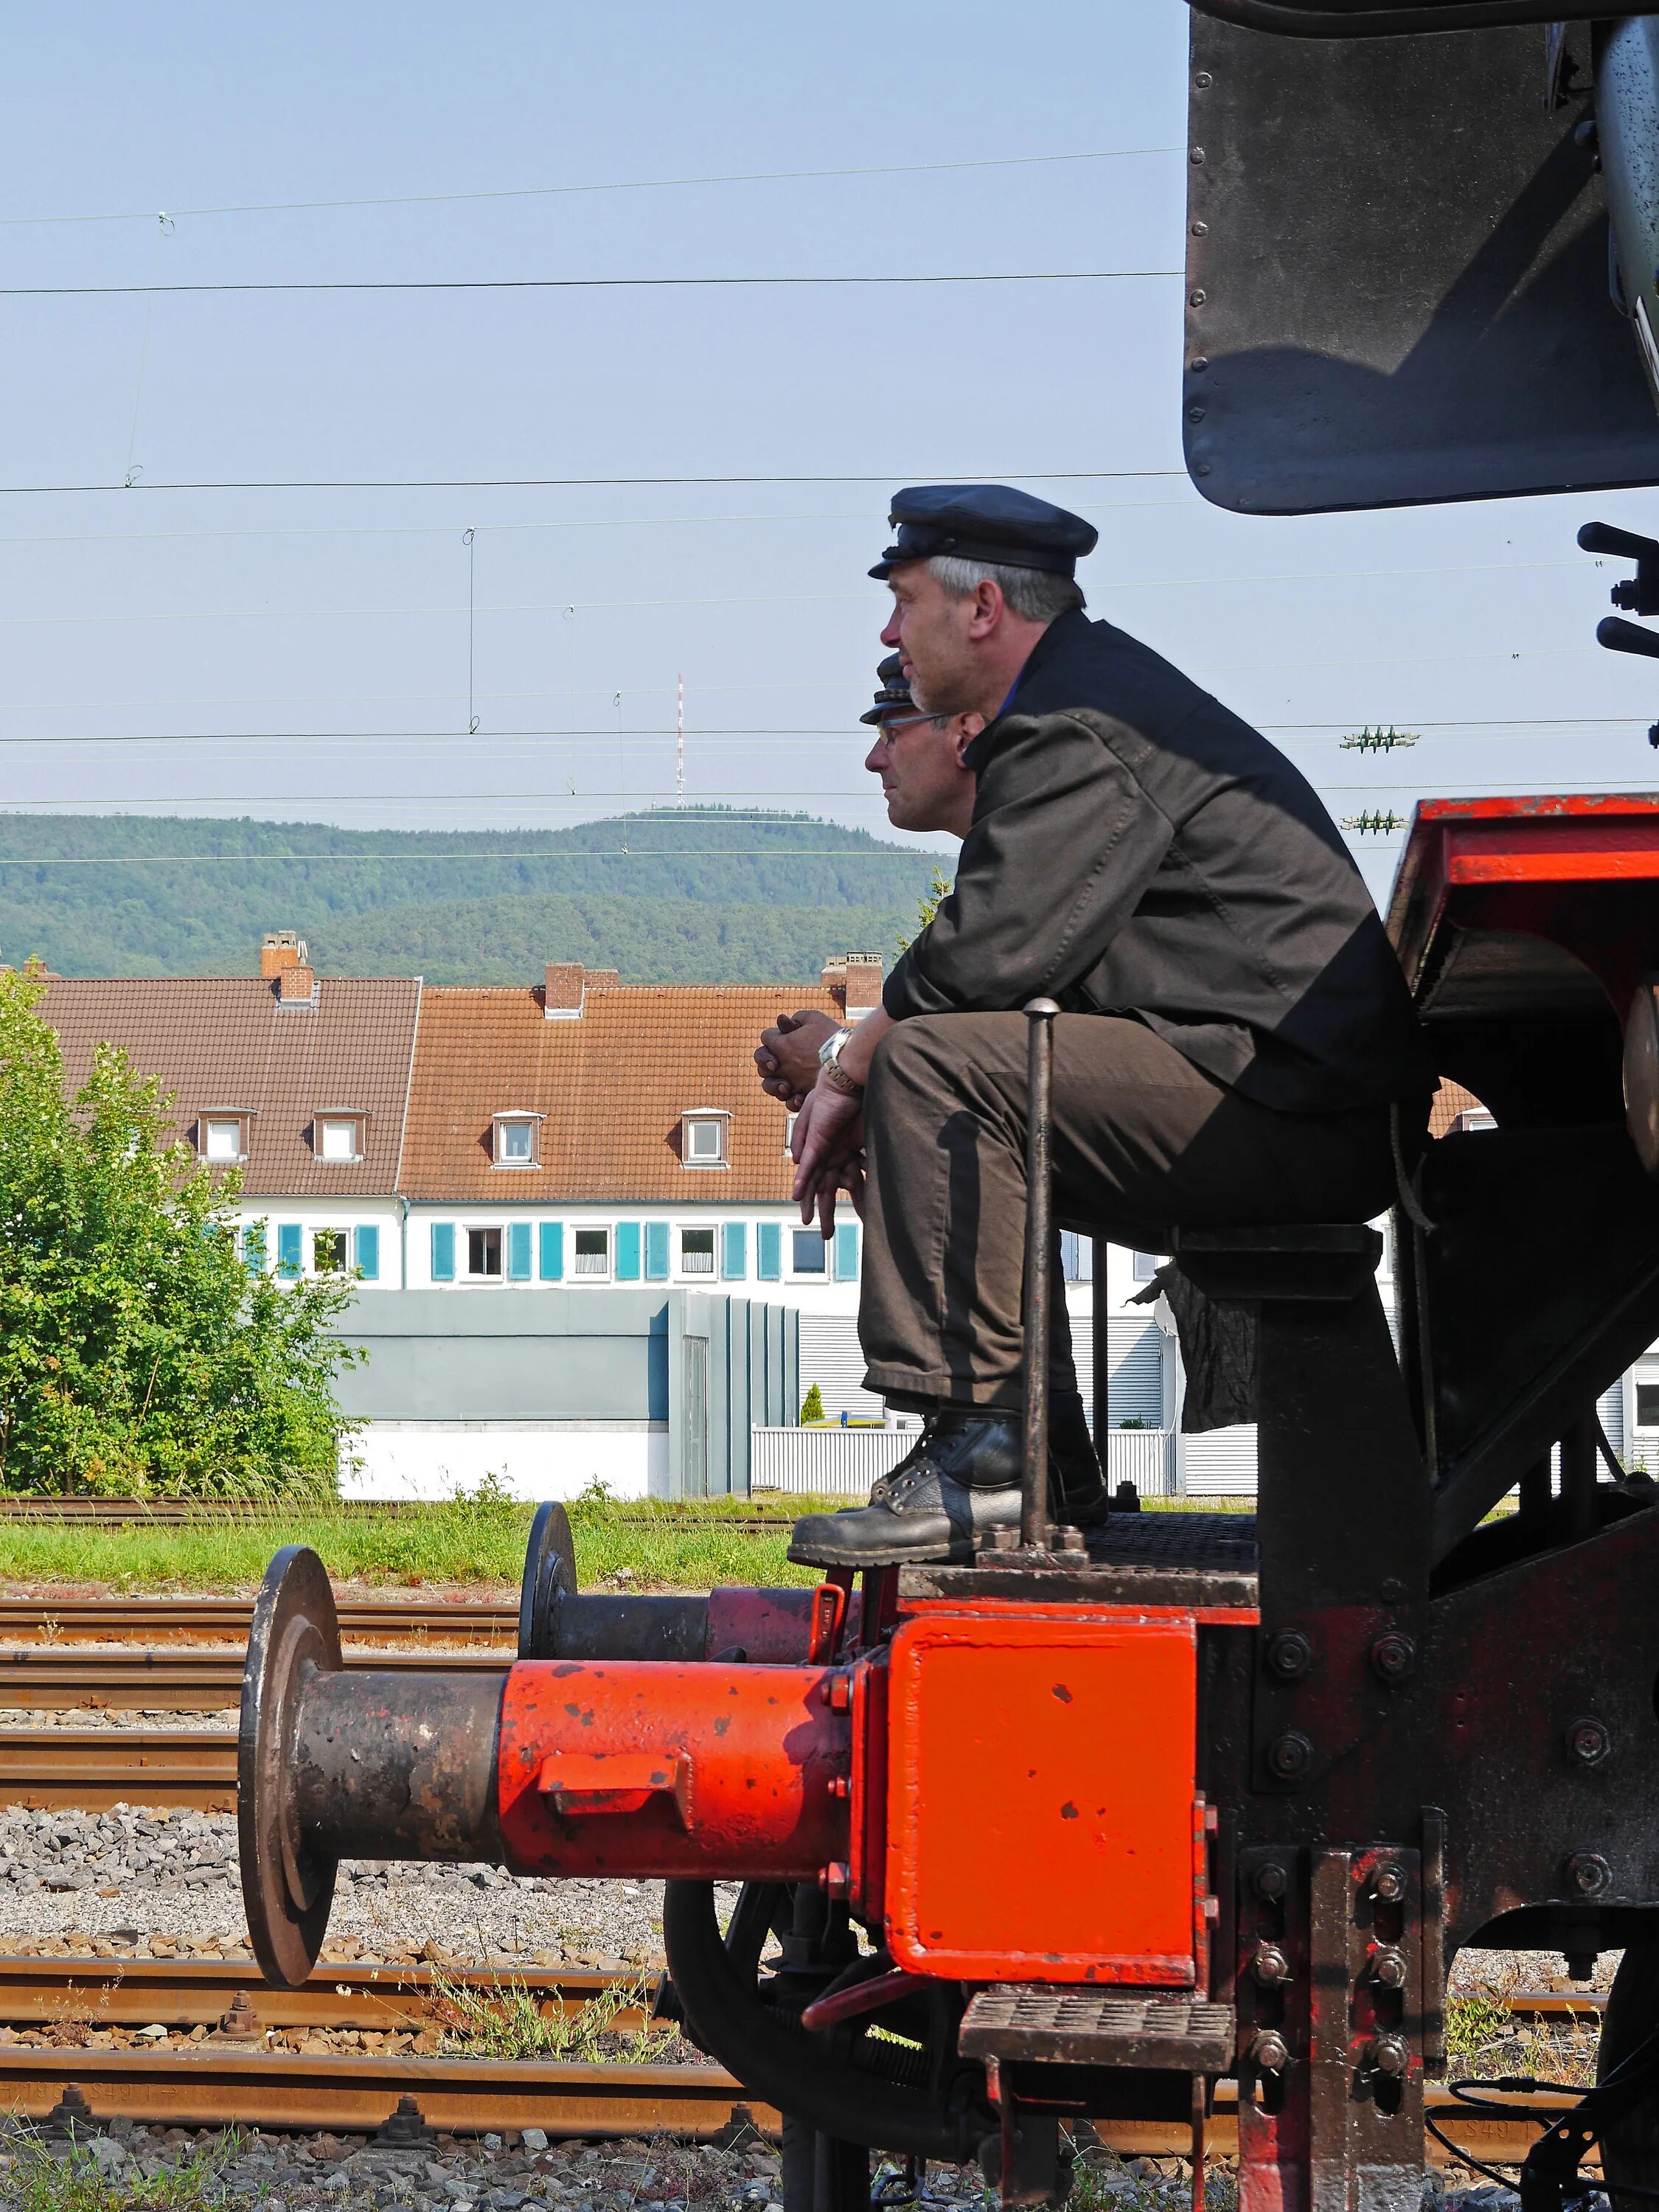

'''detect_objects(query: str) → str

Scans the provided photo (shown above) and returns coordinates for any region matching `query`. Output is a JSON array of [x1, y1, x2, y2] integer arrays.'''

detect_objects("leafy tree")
[[0, 964, 359, 1497], [799, 1382, 827, 1425], [897, 868, 954, 956]]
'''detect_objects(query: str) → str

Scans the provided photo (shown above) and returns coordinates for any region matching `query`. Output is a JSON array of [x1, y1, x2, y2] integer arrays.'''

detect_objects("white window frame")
[[571, 1225, 611, 1279], [314, 1113, 366, 1164], [312, 1228, 349, 1276], [465, 1224, 505, 1281], [1635, 1367, 1659, 1436], [199, 1113, 248, 1164], [681, 1110, 731, 1170], [1131, 1251, 1167, 1284], [492, 1112, 543, 1169], [679, 1225, 717, 1277], [790, 1226, 829, 1279]]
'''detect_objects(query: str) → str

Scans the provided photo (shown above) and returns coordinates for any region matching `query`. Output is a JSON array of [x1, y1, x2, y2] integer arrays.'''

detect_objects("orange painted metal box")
[[883, 1610, 1201, 1985]]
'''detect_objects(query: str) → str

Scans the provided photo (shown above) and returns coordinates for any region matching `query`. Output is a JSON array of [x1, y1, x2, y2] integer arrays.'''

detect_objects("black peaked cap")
[[870, 483, 1098, 580]]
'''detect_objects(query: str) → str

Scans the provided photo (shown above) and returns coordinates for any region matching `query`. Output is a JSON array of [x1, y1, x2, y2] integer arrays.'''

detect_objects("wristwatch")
[[818, 1027, 865, 1097]]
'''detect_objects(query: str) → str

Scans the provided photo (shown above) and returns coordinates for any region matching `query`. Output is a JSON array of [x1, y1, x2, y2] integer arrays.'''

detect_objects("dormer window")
[[313, 1113, 366, 1164], [198, 1112, 251, 1164], [493, 1112, 542, 1168], [681, 1110, 730, 1169]]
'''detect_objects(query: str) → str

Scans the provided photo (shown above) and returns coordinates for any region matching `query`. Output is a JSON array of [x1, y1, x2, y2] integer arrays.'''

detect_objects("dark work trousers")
[[858, 1012, 1398, 1408]]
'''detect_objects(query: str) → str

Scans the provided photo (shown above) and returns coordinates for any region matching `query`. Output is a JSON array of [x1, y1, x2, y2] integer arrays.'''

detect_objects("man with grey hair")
[[784, 483, 1430, 1569]]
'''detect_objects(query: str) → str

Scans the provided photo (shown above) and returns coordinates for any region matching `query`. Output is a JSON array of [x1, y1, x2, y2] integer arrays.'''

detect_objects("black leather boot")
[[787, 1397, 1109, 1570]]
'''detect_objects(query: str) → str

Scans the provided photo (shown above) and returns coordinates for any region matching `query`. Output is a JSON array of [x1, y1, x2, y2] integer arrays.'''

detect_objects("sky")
[[0, 1, 1657, 911]]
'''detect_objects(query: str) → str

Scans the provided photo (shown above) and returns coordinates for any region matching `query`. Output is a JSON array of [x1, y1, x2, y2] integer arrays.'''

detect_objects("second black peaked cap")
[[859, 653, 913, 727], [869, 483, 1098, 580]]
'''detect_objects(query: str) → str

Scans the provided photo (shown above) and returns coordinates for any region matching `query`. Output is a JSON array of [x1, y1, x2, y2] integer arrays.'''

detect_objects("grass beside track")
[[0, 1491, 1256, 1594]]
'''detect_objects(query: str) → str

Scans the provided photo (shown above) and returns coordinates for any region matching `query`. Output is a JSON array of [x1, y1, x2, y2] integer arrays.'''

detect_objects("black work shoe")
[[787, 1408, 1109, 1570]]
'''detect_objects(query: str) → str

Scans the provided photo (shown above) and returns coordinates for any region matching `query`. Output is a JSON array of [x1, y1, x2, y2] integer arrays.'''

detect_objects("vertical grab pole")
[[1021, 998, 1061, 1552]]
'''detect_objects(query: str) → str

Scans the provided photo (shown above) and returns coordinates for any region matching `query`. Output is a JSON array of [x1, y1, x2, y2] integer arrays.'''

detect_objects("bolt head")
[[1568, 1717, 1611, 1767], [1265, 1629, 1313, 1681], [1368, 2037, 1410, 2079], [1190, 147, 1207, 165], [1250, 2031, 1290, 2074], [1565, 1851, 1613, 1899], [1370, 1632, 1415, 1683], [1370, 1946, 1408, 1990], [1189, 290, 1208, 308], [1252, 1860, 1289, 1902], [1251, 1943, 1291, 1988], [1370, 1862, 1408, 1903], [1194, 69, 1213, 87], [1267, 1731, 1314, 1783]]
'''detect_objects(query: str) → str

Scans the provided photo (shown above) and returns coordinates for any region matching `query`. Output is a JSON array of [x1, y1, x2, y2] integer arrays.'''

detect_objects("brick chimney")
[[842, 953, 884, 1020], [822, 953, 885, 1020], [260, 930, 308, 980], [543, 963, 586, 1020], [276, 961, 317, 1007]]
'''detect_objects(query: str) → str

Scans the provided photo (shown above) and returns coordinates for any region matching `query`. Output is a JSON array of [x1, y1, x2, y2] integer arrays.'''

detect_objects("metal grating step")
[[959, 1986, 1236, 2071]]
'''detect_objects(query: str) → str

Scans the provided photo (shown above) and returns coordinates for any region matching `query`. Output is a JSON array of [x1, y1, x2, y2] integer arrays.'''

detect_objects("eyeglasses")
[[872, 712, 931, 735]]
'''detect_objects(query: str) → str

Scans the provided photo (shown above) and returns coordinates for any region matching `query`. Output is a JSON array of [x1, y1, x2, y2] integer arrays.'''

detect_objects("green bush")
[[799, 1382, 826, 1424], [0, 962, 359, 1497]]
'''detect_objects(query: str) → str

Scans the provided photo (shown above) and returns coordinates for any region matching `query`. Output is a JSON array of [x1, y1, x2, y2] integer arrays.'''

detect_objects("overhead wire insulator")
[[1340, 810, 1408, 835], [1338, 726, 1419, 752]]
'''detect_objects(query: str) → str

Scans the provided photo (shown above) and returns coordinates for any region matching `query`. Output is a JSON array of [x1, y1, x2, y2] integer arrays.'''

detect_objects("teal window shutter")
[[507, 1220, 532, 1280], [276, 1223, 302, 1279], [242, 1222, 267, 1275], [757, 1221, 782, 1281], [722, 1221, 748, 1281], [431, 1221, 456, 1281], [644, 1221, 670, 1280], [355, 1225, 380, 1281], [616, 1222, 641, 1280], [834, 1222, 859, 1281], [539, 1222, 563, 1281]]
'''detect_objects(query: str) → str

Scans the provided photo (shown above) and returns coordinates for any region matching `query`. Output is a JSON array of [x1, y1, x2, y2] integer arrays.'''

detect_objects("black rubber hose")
[[661, 1880, 985, 2163]]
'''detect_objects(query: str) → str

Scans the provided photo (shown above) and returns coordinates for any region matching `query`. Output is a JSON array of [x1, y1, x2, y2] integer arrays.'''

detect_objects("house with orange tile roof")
[[35, 938, 1642, 1503]]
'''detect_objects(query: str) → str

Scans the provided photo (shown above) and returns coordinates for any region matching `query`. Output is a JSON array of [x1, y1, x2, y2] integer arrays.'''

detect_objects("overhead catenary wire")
[[0, 267, 1178, 299], [0, 145, 1183, 229], [0, 467, 1186, 495]]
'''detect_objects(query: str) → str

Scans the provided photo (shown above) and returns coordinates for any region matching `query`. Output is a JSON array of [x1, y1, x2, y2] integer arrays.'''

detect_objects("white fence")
[[751, 1425, 911, 1496], [751, 1424, 1178, 1499], [1105, 1427, 1177, 1496]]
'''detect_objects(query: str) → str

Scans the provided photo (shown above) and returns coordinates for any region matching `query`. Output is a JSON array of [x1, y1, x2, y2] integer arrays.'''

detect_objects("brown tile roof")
[[1427, 1079, 1487, 1140], [400, 979, 844, 1203], [40, 977, 421, 1196]]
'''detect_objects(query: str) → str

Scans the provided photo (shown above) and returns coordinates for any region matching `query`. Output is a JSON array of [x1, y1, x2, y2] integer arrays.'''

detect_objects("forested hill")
[[0, 812, 942, 985]]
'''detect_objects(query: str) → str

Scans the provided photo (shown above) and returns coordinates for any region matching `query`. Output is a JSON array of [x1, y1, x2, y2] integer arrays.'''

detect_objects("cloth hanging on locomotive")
[[1133, 1267, 1257, 1434]]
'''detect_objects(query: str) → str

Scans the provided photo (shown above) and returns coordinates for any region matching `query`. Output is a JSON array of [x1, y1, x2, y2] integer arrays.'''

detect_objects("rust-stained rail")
[[0, 2055, 1580, 2159], [0, 1599, 518, 1648], [0, 2048, 774, 2138], [0, 1962, 1601, 2154], [0, 1651, 508, 1711], [0, 1728, 237, 1809], [0, 1955, 639, 2034]]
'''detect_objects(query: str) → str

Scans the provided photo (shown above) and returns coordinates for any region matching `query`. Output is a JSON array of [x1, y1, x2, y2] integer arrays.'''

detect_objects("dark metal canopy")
[[1190, 0, 1659, 35]]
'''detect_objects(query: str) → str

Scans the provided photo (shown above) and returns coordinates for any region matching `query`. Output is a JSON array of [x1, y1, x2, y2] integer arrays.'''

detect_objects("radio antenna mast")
[[676, 675, 685, 807]]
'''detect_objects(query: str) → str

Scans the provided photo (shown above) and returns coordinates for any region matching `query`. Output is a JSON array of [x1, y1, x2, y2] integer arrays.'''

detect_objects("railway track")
[[0, 1597, 518, 1648], [0, 1961, 1601, 2156], [0, 1649, 507, 1711]]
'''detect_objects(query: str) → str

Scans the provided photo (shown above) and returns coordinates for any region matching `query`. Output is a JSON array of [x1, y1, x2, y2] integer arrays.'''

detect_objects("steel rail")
[[0, 1961, 1600, 2152], [0, 1727, 236, 1809], [0, 2053, 1579, 2158], [0, 2047, 777, 2137], [0, 1652, 508, 1710], [0, 1956, 639, 2033], [0, 1599, 518, 1648], [0, 1498, 800, 1526]]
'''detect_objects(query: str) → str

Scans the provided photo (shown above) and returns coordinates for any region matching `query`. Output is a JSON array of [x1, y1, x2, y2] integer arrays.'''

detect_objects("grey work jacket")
[[883, 610, 1430, 1115]]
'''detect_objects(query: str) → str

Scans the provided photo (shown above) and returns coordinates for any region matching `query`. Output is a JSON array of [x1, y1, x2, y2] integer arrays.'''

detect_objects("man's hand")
[[790, 1078, 866, 1237], [754, 1008, 838, 1108]]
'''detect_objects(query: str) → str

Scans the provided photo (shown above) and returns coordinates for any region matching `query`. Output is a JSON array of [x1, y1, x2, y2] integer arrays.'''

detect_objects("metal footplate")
[[958, 1987, 1236, 2071]]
